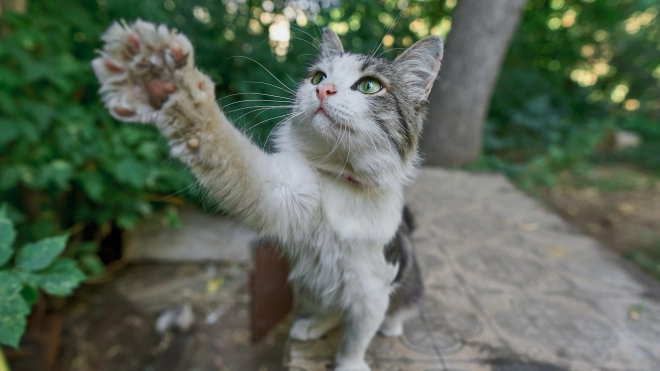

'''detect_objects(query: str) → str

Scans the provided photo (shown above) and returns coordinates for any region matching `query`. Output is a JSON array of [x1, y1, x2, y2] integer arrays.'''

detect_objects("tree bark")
[[0, 0, 27, 14], [421, 0, 527, 167]]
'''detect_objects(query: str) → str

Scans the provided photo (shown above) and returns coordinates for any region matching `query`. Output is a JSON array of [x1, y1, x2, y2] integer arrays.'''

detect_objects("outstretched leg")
[[91, 20, 320, 241]]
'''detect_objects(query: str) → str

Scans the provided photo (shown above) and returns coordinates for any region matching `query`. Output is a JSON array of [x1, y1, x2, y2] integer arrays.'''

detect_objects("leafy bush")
[[0, 205, 85, 347], [0, 2, 193, 244], [485, 0, 660, 186]]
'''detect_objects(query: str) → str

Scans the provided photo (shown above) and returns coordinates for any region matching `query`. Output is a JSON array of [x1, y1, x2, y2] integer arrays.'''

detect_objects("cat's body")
[[92, 21, 442, 371]]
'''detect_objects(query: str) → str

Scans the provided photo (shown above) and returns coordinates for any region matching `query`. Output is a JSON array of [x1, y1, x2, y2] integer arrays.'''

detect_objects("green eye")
[[357, 79, 383, 94], [311, 72, 326, 85]]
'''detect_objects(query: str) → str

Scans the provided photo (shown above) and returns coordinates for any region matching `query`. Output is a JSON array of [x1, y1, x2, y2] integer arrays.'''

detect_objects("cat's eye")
[[356, 79, 383, 94], [311, 72, 326, 85]]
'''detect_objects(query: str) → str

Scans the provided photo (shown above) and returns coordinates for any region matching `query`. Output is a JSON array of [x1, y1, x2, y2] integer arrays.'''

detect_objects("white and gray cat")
[[92, 20, 443, 371]]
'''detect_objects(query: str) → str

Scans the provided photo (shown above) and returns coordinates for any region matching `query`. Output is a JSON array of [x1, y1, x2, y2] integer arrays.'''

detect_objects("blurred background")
[[0, 0, 659, 370]]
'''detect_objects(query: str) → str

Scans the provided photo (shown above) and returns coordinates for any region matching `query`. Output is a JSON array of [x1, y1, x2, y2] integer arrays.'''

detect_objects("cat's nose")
[[316, 83, 337, 104]]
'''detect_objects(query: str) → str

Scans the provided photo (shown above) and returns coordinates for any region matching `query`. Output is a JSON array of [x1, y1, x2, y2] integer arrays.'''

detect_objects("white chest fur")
[[286, 172, 403, 311]]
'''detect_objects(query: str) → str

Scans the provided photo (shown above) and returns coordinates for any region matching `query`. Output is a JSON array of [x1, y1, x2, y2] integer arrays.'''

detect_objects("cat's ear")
[[394, 36, 444, 102], [320, 28, 344, 58]]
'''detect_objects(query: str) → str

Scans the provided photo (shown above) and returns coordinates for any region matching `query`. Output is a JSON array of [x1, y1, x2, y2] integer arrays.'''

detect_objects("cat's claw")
[[91, 19, 196, 124]]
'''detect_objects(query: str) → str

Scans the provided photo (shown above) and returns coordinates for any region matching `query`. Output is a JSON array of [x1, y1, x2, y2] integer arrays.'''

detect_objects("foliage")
[[0, 205, 85, 348], [486, 0, 660, 186], [0, 2, 193, 245], [627, 240, 660, 281], [1, 0, 660, 340]]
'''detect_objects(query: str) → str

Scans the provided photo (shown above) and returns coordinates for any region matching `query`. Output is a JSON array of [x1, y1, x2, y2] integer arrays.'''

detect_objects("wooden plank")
[[250, 240, 292, 343]]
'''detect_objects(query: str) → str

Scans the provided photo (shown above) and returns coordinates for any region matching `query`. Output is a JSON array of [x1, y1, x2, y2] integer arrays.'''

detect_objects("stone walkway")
[[285, 168, 660, 371]]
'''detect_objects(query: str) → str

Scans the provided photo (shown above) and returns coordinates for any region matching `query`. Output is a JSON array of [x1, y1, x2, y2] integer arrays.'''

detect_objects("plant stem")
[[0, 348, 10, 371]]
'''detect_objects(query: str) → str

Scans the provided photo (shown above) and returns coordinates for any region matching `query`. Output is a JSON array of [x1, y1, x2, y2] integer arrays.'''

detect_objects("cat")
[[92, 20, 443, 371]]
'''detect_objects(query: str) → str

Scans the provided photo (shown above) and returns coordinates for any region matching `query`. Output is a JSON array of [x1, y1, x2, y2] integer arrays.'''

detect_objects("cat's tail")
[[402, 205, 416, 233]]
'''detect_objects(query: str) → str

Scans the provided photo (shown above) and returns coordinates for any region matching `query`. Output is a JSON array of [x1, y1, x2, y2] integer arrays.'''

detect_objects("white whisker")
[[291, 36, 320, 51], [291, 24, 321, 46], [245, 81, 296, 95], [377, 47, 406, 59], [225, 105, 294, 114], [221, 99, 293, 109], [218, 92, 294, 102], [245, 111, 300, 132], [371, 0, 410, 58], [229, 56, 295, 94], [264, 111, 305, 145], [333, 123, 351, 186]]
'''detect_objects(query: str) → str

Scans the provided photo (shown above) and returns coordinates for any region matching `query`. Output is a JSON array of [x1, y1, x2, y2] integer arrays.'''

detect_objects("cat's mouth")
[[316, 107, 354, 133]]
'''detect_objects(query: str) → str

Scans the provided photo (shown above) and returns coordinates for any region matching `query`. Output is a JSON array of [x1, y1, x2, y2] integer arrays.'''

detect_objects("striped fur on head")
[[281, 29, 443, 188]]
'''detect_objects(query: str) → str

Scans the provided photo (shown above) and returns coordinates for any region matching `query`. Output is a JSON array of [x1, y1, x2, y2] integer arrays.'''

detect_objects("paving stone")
[[123, 206, 256, 263], [284, 168, 660, 371]]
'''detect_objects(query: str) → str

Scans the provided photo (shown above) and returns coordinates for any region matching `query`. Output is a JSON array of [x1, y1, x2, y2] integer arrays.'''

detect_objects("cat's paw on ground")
[[289, 317, 336, 341], [91, 19, 200, 124], [378, 321, 403, 337], [334, 360, 371, 371]]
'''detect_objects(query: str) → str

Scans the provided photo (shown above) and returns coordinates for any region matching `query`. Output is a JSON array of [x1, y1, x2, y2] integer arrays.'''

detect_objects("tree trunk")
[[0, 0, 27, 14], [421, 0, 527, 167]]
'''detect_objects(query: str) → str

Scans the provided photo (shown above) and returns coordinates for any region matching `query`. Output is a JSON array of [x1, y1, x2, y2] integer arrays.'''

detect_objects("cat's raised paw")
[[91, 20, 195, 124]]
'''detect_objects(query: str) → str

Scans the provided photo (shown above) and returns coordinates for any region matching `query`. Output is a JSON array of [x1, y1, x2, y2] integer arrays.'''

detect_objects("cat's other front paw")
[[333, 360, 371, 371], [91, 20, 195, 124], [289, 318, 329, 341]]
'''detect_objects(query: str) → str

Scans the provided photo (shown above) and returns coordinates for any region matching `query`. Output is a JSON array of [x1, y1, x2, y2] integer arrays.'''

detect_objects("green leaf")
[[49, 160, 73, 189], [14, 271, 40, 287], [80, 254, 105, 278], [20, 286, 40, 306], [37, 258, 86, 296], [115, 158, 146, 188], [0, 165, 21, 191], [77, 171, 104, 201], [0, 272, 30, 348], [0, 217, 16, 266], [116, 212, 139, 229], [0, 119, 21, 146], [15, 234, 69, 271], [76, 241, 99, 254]]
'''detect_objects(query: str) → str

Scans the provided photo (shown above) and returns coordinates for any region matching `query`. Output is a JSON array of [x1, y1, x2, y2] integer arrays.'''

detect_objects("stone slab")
[[123, 207, 256, 263], [284, 168, 660, 371]]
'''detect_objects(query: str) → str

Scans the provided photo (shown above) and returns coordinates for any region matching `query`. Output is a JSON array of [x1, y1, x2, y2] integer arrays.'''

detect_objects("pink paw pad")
[[114, 107, 135, 117], [128, 33, 140, 49], [147, 80, 177, 108], [105, 60, 123, 73], [170, 44, 184, 63]]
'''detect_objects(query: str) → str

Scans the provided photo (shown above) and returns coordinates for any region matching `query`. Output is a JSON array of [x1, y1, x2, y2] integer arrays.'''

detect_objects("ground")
[[537, 165, 660, 278], [285, 168, 660, 370], [7, 167, 660, 371]]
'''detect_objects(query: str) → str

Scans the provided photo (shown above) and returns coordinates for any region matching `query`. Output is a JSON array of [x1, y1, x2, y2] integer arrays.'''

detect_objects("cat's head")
[[283, 28, 443, 187]]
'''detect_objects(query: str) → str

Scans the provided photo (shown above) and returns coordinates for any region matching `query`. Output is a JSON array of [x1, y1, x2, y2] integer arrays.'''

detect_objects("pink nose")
[[316, 83, 337, 104]]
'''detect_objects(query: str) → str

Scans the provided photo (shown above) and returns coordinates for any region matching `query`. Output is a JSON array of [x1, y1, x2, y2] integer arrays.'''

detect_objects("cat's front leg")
[[91, 20, 320, 239], [334, 293, 389, 371]]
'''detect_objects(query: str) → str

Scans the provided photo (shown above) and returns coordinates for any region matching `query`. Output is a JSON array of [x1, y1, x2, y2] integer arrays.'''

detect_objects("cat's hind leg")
[[379, 307, 417, 337]]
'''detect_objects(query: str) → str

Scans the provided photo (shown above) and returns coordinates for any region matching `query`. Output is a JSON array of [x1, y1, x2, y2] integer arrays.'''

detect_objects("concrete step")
[[284, 168, 660, 371]]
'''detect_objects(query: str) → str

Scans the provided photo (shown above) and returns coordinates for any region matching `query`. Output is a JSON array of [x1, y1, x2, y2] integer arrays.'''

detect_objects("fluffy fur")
[[91, 20, 443, 371]]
